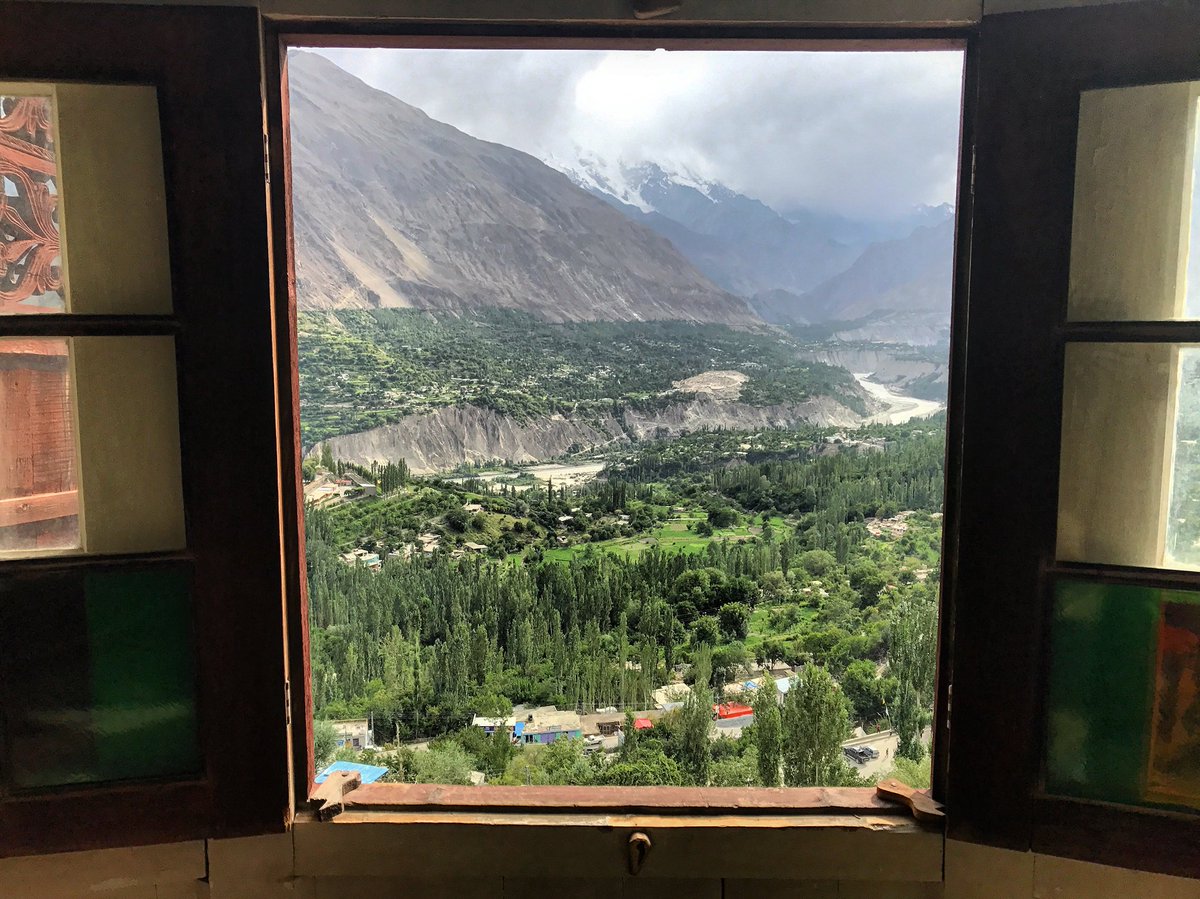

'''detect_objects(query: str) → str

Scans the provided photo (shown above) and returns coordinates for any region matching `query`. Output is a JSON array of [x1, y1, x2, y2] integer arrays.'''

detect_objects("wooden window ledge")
[[293, 786, 943, 883], [339, 783, 914, 817]]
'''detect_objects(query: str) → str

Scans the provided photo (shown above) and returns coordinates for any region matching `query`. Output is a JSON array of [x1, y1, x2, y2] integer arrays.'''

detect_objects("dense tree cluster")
[[306, 420, 944, 787]]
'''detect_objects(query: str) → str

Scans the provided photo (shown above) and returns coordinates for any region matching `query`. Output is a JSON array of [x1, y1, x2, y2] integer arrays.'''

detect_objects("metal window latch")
[[627, 831, 652, 875], [312, 770, 362, 821]]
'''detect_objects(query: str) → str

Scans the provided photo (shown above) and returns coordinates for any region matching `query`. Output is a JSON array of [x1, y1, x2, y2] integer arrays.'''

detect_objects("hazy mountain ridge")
[[554, 157, 860, 298], [802, 219, 955, 321], [787, 218, 956, 345], [550, 155, 954, 334], [288, 52, 759, 326]]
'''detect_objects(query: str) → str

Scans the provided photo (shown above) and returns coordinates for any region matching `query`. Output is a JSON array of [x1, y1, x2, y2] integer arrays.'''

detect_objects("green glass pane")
[[83, 569, 200, 783], [0, 565, 200, 789], [1046, 580, 1200, 812]]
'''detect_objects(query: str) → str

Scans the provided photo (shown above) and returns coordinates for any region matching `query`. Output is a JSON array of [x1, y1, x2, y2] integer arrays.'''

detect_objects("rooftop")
[[315, 760, 388, 785]]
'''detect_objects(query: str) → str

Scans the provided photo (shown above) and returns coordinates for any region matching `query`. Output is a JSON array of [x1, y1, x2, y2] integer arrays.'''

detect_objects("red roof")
[[633, 718, 654, 730], [713, 703, 754, 720]]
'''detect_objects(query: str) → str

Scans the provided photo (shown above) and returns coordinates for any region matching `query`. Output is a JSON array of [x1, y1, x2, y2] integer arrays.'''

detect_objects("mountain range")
[[289, 51, 953, 338], [287, 52, 756, 326], [552, 155, 954, 335]]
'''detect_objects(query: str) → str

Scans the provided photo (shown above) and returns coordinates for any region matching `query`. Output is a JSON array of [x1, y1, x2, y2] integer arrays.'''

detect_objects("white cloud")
[[308, 46, 963, 220]]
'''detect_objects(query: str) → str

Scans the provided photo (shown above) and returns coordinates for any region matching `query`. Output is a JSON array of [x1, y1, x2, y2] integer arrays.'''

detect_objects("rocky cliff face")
[[311, 395, 866, 474], [287, 52, 759, 326]]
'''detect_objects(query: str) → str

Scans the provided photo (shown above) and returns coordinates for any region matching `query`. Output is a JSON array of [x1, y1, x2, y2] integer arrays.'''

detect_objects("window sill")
[[294, 786, 942, 883], [339, 783, 910, 815]]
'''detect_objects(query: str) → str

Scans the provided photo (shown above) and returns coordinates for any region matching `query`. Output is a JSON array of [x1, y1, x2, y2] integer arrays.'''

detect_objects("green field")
[[543, 512, 763, 562], [745, 601, 820, 656]]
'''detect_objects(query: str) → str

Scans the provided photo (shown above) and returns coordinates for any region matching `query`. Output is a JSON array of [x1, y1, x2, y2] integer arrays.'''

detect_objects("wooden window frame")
[[0, 2, 290, 858], [948, 1, 1200, 880], [263, 20, 976, 818], [2, 0, 1197, 879]]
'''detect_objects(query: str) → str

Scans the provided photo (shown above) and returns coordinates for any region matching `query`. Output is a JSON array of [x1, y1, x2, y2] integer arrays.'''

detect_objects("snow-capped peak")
[[542, 149, 721, 215], [544, 150, 656, 213]]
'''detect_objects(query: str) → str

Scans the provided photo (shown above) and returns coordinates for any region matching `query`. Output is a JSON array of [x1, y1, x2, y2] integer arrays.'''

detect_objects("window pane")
[[1168, 348, 1200, 565], [0, 83, 174, 315], [1062, 343, 1200, 570], [1067, 82, 1200, 321], [1057, 343, 1178, 568], [1046, 579, 1200, 813], [1188, 105, 1200, 318], [73, 336, 185, 555], [0, 565, 200, 790], [0, 93, 64, 312], [0, 337, 80, 555]]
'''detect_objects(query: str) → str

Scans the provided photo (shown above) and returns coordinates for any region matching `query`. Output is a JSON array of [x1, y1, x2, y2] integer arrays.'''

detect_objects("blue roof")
[[744, 681, 758, 689], [513, 721, 526, 736], [775, 676, 793, 694], [315, 760, 389, 784]]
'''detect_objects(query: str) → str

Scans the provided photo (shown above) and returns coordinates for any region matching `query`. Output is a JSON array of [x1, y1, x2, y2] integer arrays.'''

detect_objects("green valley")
[[298, 309, 866, 447], [305, 418, 943, 788]]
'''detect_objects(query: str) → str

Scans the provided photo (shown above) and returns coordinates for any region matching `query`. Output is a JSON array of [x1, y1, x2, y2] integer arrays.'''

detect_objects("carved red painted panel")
[[0, 93, 65, 312], [0, 338, 80, 554]]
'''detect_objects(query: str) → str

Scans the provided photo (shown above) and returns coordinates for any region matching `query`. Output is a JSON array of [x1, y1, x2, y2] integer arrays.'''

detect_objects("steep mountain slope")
[[554, 158, 860, 298], [287, 52, 757, 325], [773, 218, 956, 345], [801, 218, 955, 321]]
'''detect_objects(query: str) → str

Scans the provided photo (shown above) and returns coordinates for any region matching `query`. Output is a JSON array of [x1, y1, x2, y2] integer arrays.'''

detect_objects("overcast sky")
[[310, 47, 963, 221]]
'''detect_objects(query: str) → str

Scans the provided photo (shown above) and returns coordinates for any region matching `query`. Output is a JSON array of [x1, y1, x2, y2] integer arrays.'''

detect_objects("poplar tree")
[[677, 647, 713, 785], [781, 664, 850, 786], [752, 677, 782, 787], [888, 589, 938, 759]]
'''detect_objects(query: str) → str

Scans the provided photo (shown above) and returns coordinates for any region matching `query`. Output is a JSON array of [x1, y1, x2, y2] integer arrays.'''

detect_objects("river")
[[854, 373, 945, 425]]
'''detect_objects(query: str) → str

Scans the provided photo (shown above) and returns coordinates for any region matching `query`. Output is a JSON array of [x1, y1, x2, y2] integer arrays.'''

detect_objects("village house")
[[470, 715, 515, 737], [865, 510, 918, 539], [330, 718, 373, 751], [651, 682, 692, 708], [344, 470, 377, 497], [512, 707, 582, 745], [339, 548, 381, 571]]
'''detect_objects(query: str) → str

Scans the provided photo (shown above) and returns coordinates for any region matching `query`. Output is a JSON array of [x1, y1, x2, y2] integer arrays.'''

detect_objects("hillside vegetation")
[[307, 420, 942, 785], [299, 309, 866, 448]]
